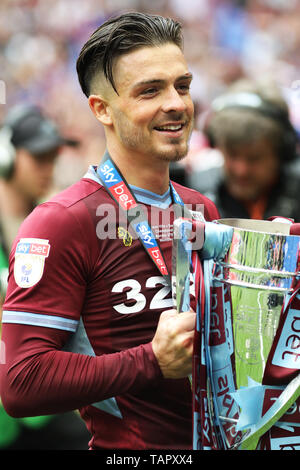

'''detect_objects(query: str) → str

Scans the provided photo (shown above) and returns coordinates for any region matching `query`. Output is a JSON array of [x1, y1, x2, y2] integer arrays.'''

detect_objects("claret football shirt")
[[1, 165, 219, 449]]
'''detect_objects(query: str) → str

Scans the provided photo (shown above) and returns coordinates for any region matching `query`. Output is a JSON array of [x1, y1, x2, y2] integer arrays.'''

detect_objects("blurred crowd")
[[1, 0, 300, 193]]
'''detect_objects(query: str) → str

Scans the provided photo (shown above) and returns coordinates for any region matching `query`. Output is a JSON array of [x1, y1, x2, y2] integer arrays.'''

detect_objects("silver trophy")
[[206, 219, 300, 450], [172, 217, 300, 450]]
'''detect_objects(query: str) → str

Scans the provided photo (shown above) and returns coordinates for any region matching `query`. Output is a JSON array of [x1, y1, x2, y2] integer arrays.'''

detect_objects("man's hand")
[[151, 309, 196, 379]]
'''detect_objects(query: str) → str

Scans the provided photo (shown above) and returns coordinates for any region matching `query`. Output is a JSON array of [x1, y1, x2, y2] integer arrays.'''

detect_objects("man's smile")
[[153, 121, 186, 137]]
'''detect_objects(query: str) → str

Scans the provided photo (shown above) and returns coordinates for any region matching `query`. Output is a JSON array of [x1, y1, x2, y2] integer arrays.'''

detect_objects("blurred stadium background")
[[1, 0, 300, 195]]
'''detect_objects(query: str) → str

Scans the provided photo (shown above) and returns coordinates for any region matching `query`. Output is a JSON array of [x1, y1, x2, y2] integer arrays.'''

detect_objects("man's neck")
[[106, 144, 170, 195]]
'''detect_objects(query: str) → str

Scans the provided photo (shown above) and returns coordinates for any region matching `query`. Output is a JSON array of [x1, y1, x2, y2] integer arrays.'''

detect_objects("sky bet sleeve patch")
[[14, 238, 50, 288]]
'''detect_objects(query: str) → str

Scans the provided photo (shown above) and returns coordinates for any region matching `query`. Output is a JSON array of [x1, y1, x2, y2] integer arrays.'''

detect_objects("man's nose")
[[230, 158, 250, 177], [161, 87, 187, 114]]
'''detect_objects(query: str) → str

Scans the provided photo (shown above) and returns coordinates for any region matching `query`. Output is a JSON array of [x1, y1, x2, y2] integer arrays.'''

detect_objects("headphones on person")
[[0, 105, 37, 179], [0, 121, 19, 180], [205, 91, 299, 163]]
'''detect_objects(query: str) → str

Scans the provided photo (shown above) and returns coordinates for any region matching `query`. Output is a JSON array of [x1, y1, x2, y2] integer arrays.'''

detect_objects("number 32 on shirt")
[[111, 275, 195, 314]]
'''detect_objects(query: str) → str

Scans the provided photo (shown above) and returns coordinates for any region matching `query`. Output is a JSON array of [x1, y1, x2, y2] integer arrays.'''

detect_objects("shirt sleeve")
[[3, 201, 90, 326], [0, 323, 162, 418]]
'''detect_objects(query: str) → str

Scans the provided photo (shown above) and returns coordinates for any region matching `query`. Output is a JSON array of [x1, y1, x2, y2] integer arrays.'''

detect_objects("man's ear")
[[88, 95, 113, 126]]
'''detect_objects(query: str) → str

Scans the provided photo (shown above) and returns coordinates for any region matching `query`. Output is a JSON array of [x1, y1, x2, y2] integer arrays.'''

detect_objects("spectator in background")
[[187, 79, 300, 222], [0, 104, 90, 449], [0, 105, 79, 260]]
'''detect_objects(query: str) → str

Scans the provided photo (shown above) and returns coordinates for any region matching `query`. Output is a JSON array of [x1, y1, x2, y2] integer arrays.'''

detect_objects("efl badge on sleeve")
[[14, 238, 50, 288]]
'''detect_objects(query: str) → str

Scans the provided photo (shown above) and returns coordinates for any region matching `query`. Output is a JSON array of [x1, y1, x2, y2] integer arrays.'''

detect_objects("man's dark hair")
[[76, 12, 183, 97]]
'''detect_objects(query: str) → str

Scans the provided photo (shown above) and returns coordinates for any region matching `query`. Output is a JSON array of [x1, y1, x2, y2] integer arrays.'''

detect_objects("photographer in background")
[[187, 79, 300, 222], [0, 105, 79, 262], [0, 104, 90, 449]]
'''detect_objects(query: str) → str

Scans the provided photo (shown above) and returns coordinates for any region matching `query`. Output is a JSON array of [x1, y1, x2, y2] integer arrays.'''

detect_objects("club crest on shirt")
[[14, 238, 50, 288], [117, 226, 133, 247]]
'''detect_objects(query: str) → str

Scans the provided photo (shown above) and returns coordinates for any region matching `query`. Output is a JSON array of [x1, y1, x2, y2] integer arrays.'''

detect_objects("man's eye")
[[177, 84, 190, 93], [141, 88, 158, 96]]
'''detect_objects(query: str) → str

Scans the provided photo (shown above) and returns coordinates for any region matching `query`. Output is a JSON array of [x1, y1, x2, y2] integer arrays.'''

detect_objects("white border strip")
[[2, 310, 78, 332]]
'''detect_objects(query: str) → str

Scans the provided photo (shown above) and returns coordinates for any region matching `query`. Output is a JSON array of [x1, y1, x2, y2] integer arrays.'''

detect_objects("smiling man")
[[89, 44, 193, 167], [86, 31, 195, 193], [0, 12, 219, 450]]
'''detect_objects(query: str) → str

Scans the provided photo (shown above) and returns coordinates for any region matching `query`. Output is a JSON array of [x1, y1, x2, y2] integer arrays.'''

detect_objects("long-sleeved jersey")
[[0, 165, 219, 449]]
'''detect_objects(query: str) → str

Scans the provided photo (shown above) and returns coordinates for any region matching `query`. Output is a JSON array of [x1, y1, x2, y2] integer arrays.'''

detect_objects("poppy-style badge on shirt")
[[14, 238, 50, 288]]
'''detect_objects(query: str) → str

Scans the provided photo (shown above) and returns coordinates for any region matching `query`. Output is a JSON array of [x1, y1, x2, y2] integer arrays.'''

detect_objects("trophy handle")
[[172, 219, 192, 313]]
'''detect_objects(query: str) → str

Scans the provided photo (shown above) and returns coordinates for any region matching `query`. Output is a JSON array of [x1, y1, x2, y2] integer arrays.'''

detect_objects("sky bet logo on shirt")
[[99, 161, 137, 211], [16, 240, 50, 257]]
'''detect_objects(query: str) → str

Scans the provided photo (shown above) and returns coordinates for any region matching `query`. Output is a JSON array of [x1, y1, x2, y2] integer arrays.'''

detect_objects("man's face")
[[105, 43, 194, 164], [14, 148, 59, 201], [221, 138, 280, 201]]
